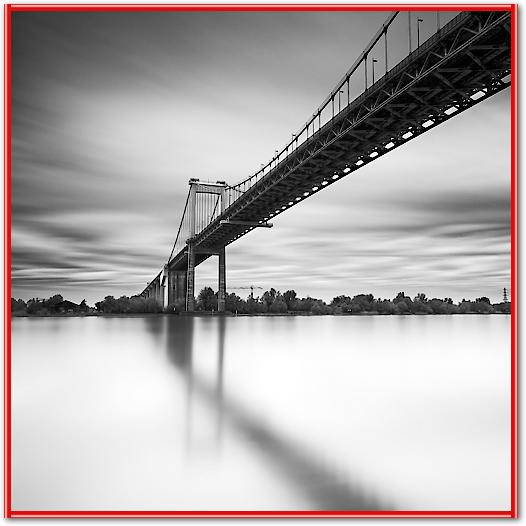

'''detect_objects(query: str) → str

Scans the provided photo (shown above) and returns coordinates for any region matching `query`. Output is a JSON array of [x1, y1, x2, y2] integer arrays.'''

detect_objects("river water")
[[11, 314, 510, 512]]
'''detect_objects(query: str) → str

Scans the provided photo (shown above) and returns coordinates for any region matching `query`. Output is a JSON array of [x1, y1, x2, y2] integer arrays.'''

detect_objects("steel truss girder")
[[165, 10, 510, 270]]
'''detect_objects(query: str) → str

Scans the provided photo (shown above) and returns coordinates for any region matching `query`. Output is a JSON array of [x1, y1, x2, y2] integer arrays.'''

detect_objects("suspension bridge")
[[139, 9, 511, 312]]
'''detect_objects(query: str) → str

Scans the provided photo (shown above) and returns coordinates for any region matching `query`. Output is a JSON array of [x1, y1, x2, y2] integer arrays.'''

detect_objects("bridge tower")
[[186, 179, 228, 313]]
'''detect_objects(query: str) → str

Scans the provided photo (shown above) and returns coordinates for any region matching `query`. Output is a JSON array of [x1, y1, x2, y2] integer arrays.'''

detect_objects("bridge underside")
[[168, 10, 510, 272], [142, 10, 511, 311]]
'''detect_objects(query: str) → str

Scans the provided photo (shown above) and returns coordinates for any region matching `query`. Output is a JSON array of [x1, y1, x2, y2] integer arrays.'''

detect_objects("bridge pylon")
[[186, 242, 196, 312], [167, 268, 187, 308], [218, 246, 226, 312], [185, 179, 228, 313]]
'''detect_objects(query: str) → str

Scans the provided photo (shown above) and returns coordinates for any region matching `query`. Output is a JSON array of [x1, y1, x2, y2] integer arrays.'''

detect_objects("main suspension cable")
[[167, 190, 191, 264]]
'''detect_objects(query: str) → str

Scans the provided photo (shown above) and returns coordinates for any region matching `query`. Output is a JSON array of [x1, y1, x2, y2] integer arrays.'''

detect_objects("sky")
[[11, 9, 511, 305]]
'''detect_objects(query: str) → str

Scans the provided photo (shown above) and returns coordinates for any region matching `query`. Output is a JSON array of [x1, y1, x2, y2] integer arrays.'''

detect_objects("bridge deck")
[[166, 10, 510, 273]]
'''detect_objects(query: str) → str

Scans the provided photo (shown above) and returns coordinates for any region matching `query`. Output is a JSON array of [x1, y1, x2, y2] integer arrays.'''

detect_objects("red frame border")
[[3, 3, 518, 519]]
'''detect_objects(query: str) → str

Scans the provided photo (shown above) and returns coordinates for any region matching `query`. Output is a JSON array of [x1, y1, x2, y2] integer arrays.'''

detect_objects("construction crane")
[[229, 285, 263, 300]]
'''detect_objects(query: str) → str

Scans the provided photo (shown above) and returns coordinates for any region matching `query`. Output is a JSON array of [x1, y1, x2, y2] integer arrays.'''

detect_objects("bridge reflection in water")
[[143, 316, 391, 511]]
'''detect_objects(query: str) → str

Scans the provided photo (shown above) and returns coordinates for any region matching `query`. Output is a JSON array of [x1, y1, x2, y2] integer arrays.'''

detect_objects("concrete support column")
[[186, 244, 196, 312], [168, 271, 175, 305], [161, 266, 168, 308], [177, 271, 187, 302], [218, 247, 226, 313], [160, 282, 166, 309]]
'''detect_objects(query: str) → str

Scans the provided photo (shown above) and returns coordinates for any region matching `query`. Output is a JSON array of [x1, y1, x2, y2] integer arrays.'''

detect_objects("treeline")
[[94, 295, 163, 314], [11, 294, 164, 315], [11, 289, 511, 316], [11, 295, 90, 315], [194, 287, 511, 315]]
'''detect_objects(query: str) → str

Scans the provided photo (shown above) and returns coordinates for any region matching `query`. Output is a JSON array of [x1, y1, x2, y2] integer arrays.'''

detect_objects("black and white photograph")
[[7, 4, 515, 516]]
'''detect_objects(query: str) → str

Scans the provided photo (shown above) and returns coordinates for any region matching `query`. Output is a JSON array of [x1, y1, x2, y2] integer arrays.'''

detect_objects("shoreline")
[[11, 311, 510, 318]]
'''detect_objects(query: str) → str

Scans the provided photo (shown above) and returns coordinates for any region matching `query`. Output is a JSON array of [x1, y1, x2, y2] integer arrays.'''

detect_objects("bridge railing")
[[224, 9, 460, 206]]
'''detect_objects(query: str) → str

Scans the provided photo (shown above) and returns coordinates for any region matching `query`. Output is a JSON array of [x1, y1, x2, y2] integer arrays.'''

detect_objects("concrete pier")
[[218, 247, 226, 312], [186, 244, 196, 312], [177, 271, 187, 303], [167, 270, 188, 307]]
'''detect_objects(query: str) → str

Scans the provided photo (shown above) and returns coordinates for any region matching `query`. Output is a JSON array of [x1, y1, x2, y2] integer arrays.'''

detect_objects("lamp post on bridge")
[[384, 29, 388, 73], [372, 59, 378, 85], [338, 90, 344, 113], [417, 18, 424, 47], [364, 52, 368, 89], [408, 12, 412, 53]]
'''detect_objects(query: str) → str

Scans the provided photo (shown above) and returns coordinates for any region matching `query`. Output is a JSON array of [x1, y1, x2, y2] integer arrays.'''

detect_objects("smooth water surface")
[[12, 315, 510, 511]]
